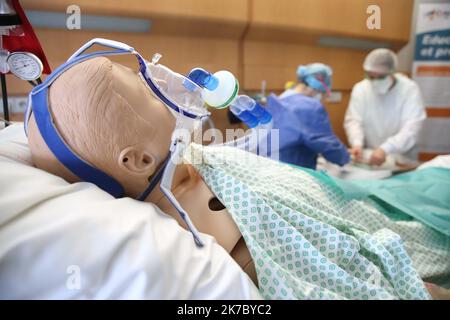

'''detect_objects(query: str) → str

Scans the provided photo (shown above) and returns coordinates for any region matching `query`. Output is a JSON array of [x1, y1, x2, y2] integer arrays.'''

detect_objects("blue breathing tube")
[[184, 69, 272, 128], [230, 105, 259, 128], [184, 68, 219, 91], [229, 95, 272, 128]]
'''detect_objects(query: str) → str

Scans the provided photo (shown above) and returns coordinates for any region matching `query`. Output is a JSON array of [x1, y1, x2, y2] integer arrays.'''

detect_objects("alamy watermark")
[[66, 265, 81, 290], [172, 127, 280, 166], [367, 5, 382, 30], [66, 5, 81, 30], [66, 4, 382, 31]]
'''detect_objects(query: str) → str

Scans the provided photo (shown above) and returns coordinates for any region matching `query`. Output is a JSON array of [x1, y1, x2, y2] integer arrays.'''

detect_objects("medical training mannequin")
[[26, 56, 449, 299], [27, 56, 258, 283]]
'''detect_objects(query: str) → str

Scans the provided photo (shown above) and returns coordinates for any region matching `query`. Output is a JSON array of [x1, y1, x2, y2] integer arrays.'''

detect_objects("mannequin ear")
[[118, 146, 156, 177]]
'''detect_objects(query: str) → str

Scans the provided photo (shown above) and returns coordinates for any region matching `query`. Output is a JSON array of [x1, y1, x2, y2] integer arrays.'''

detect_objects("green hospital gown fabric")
[[332, 168, 450, 237], [185, 144, 449, 300]]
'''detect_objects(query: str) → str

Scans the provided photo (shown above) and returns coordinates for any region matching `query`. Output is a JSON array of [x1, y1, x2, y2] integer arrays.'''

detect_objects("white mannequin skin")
[[27, 57, 257, 284]]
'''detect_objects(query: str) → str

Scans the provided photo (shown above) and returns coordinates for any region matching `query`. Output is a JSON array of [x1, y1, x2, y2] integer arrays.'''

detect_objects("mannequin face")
[[109, 62, 176, 197]]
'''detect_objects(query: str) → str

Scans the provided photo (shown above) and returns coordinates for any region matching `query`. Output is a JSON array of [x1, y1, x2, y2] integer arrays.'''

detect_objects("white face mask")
[[370, 76, 394, 95]]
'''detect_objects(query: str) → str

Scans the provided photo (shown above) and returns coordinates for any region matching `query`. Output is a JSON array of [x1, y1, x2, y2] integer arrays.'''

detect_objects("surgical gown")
[[344, 74, 426, 157], [266, 93, 350, 169]]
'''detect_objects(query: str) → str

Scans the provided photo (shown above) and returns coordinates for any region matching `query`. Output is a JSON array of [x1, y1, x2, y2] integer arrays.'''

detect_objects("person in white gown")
[[344, 48, 426, 166]]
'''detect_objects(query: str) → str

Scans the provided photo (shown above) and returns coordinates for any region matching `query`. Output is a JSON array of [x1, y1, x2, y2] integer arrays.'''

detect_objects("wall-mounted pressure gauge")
[[7, 51, 43, 81]]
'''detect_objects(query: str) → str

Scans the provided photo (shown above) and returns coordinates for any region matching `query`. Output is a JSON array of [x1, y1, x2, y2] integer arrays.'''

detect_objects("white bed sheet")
[[318, 150, 450, 180], [0, 123, 261, 299], [418, 155, 450, 170]]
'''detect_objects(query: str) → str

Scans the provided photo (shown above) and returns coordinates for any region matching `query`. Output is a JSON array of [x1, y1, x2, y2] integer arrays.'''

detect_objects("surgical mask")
[[25, 38, 239, 247], [370, 76, 394, 95]]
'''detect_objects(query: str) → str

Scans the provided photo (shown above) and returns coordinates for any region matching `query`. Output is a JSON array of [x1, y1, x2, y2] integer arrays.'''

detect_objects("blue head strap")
[[26, 49, 136, 198]]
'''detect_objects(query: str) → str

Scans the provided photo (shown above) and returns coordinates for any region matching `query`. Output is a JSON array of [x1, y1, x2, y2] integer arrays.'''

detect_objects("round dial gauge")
[[7, 52, 43, 81]]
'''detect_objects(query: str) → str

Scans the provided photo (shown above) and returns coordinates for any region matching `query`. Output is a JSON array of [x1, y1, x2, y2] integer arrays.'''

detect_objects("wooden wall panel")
[[20, 0, 249, 39], [21, 0, 248, 24], [5, 29, 240, 96], [250, 0, 414, 43], [243, 41, 367, 91]]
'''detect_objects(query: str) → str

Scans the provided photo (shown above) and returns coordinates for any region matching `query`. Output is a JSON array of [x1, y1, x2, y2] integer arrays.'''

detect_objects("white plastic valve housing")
[[201, 70, 239, 109]]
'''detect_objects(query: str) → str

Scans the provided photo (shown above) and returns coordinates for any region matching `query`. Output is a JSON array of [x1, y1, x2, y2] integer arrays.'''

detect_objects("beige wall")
[[4, 0, 415, 144]]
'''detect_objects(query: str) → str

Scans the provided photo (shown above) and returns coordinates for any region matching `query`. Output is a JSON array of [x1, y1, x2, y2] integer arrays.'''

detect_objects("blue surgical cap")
[[297, 63, 333, 94]]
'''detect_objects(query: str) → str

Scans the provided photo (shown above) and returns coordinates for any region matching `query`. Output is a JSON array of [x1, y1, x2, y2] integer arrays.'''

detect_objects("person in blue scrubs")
[[266, 63, 350, 169]]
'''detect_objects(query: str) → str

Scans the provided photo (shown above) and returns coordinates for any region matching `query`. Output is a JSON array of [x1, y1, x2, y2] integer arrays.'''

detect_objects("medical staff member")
[[344, 49, 426, 165], [266, 63, 350, 169]]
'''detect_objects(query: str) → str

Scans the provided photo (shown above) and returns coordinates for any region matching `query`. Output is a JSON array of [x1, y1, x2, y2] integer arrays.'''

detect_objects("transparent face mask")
[[27, 38, 210, 247], [144, 54, 207, 118], [139, 55, 208, 247]]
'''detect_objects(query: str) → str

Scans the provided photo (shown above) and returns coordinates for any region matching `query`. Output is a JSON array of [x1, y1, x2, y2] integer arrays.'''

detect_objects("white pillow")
[[0, 123, 32, 166], [0, 123, 260, 299]]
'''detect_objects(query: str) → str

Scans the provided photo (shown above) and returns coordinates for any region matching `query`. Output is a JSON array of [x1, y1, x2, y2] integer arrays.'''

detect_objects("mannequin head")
[[28, 56, 176, 198], [27, 54, 244, 248], [27, 55, 249, 268]]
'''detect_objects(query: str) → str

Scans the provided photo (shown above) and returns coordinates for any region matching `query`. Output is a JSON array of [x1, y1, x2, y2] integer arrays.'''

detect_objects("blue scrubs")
[[266, 92, 350, 169]]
